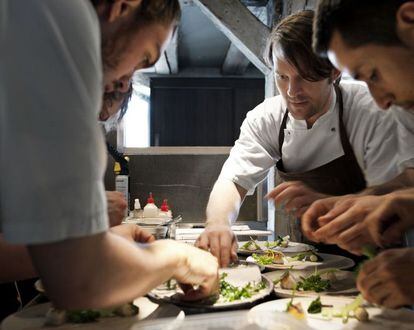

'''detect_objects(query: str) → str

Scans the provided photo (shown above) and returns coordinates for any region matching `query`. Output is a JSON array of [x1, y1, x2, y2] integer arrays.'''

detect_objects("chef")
[[300, 0, 414, 309], [196, 10, 409, 267], [0, 0, 218, 312]]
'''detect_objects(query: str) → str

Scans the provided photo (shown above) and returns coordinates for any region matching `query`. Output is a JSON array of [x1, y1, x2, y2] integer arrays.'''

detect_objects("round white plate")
[[1, 297, 183, 330], [246, 253, 355, 270], [238, 241, 314, 255], [133, 310, 312, 330], [250, 297, 414, 330], [147, 275, 273, 311], [265, 270, 358, 298]]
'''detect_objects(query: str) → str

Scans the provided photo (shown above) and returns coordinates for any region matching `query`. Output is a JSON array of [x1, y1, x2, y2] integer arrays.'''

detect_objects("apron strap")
[[278, 109, 289, 156]]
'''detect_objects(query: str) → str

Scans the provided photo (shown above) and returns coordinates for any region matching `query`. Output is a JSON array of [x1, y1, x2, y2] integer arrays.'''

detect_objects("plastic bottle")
[[114, 161, 129, 217], [159, 199, 172, 218], [133, 198, 143, 219], [143, 192, 158, 218]]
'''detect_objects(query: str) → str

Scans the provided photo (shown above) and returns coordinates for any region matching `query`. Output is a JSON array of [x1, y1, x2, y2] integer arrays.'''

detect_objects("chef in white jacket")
[[196, 10, 410, 267]]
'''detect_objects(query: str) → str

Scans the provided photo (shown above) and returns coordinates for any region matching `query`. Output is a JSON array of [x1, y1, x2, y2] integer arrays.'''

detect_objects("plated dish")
[[250, 296, 414, 330], [238, 237, 314, 255], [266, 268, 358, 298], [147, 264, 273, 310], [246, 252, 355, 271]]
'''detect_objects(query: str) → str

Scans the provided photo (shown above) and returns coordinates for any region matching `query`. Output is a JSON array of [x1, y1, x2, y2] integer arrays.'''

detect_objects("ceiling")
[[136, 0, 317, 82]]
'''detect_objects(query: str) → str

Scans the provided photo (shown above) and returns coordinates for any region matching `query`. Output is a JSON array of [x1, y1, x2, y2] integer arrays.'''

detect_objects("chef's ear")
[[396, 2, 414, 49], [107, 0, 143, 23], [329, 68, 341, 84]]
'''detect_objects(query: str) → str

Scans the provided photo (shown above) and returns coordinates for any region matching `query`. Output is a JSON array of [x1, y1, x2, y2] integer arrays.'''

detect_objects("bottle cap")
[[160, 199, 169, 212], [114, 162, 121, 175], [147, 192, 155, 204]]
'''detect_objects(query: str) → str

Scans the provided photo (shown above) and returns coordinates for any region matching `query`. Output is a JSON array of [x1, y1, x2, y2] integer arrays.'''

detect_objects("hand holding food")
[[301, 195, 352, 241], [195, 223, 238, 267], [110, 223, 155, 244], [266, 181, 329, 217], [363, 189, 414, 247], [106, 191, 128, 226], [162, 240, 219, 301], [357, 248, 414, 308], [303, 195, 384, 254]]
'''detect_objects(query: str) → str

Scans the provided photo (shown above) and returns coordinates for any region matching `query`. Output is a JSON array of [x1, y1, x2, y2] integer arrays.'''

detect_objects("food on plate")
[[321, 295, 369, 323], [241, 239, 263, 252], [264, 235, 290, 249], [287, 251, 321, 262], [44, 303, 139, 326], [36, 280, 139, 326], [279, 270, 298, 290], [252, 250, 285, 265], [219, 273, 266, 303], [296, 272, 331, 292], [286, 295, 305, 320], [307, 296, 322, 314]]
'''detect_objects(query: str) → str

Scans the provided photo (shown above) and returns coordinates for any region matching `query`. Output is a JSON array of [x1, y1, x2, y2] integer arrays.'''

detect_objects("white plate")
[[250, 297, 414, 330], [147, 275, 273, 311], [1, 297, 183, 330], [265, 269, 358, 298], [246, 253, 355, 270], [238, 241, 314, 255], [133, 310, 312, 330]]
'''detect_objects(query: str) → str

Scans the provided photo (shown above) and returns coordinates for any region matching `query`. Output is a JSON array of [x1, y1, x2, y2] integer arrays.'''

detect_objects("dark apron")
[[275, 85, 366, 260]]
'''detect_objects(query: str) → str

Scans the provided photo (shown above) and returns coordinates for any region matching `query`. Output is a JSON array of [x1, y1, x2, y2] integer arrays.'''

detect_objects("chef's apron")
[[275, 85, 366, 259]]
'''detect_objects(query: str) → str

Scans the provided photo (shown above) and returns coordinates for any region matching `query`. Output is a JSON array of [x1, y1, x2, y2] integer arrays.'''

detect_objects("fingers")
[[301, 199, 334, 241], [135, 226, 155, 243], [195, 232, 210, 251], [364, 204, 401, 247], [265, 181, 296, 200], [313, 210, 364, 243], [195, 226, 236, 267]]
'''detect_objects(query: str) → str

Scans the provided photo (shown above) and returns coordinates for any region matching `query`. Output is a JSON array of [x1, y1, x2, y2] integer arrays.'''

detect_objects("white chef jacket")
[[0, 0, 109, 244], [219, 81, 407, 194]]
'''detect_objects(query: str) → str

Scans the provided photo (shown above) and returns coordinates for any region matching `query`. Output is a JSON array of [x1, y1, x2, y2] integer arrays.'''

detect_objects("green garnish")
[[265, 235, 289, 248], [296, 274, 330, 292], [241, 239, 262, 251], [252, 250, 284, 265], [288, 251, 321, 262], [219, 273, 266, 302], [307, 296, 322, 314], [67, 310, 101, 323], [340, 294, 364, 323]]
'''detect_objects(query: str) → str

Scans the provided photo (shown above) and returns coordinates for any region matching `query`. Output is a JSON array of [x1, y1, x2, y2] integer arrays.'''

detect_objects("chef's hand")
[[266, 181, 329, 218], [162, 241, 219, 301], [106, 191, 128, 227], [307, 195, 389, 254], [110, 223, 155, 243], [195, 223, 238, 268], [363, 189, 414, 247], [301, 195, 354, 242], [357, 248, 414, 308]]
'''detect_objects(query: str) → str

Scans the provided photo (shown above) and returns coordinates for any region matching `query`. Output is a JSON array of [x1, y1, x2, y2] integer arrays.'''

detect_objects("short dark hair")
[[91, 0, 181, 26], [264, 10, 334, 82], [135, 0, 181, 26], [313, 0, 409, 57]]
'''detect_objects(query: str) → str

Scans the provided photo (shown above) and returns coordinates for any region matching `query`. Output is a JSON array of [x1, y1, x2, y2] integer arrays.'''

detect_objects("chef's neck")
[[305, 86, 334, 129]]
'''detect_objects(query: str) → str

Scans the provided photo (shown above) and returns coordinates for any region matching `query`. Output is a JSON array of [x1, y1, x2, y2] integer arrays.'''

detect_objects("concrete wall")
[[105, 150, 258, 223]]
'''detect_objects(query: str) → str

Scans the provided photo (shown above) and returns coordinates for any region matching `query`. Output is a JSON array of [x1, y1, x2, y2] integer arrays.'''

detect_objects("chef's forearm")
[[361, 168, 414, 196], [205, 180, 247, 227], [27, 233, 183, 310], [0, 235, 37, 283]]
